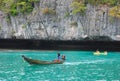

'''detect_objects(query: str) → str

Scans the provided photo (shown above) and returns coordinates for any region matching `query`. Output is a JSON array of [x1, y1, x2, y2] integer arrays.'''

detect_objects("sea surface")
[[0, 50, 120, 81]]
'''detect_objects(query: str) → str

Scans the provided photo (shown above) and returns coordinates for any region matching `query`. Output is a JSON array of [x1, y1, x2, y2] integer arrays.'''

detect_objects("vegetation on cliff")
[[0, 0, 119, 18], [71, 0, 120, 18], [0, 0, 120, 40], [109, 6, 120, 18], [0, 0, 39, 16]]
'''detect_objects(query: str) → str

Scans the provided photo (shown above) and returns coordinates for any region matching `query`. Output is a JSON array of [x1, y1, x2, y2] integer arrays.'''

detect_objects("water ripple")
[[0, 50, 120, 81]]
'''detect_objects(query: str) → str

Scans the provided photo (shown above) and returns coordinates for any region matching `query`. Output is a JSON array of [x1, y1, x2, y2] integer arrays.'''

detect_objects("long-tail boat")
[[22, 55, 65, 65]]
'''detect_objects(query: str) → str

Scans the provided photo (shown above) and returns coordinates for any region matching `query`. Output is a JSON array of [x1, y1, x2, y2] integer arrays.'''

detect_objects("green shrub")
[[70, 21, 78, 26], [71, 2, 86, 15], [12, 30, 15, 34], [6, 15, 11, 22], [22, 24, 27, 28], [64, 12, 70, 18], [10, 9, 18, 16], [0, 25, 1, 30], [0, 0, 40, 16], [28, 0, 39, 3], [109, 6, 120, 18], [85, 0, 117, 6]]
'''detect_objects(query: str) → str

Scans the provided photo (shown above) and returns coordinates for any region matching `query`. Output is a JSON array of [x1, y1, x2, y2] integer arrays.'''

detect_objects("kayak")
[[93, 52, 107, 55], [22, 55, 65, 65]]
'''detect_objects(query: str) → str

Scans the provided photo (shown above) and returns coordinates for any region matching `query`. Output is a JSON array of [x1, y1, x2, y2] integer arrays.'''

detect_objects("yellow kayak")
[[93, 52, 107, 55]]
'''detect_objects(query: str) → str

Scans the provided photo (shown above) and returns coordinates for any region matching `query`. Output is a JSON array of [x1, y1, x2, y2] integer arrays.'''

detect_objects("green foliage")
[[71, 0, 119, 16], [64, 12, 70, 18], [0, 25, 1, 30], [72, 0, 118, 6], [17, 2, 33, 13], [28, 0, 39, 3], [6, 15, 11, 22], [22, 24, 27, 28], [70, 21, 78, 26], [12, 30, 15, 34], [109, 17, 114, 23], [0, 0, 14, 14], [85, 0, 100, 5], [85, 0, 118, 6], [109, 6, 120, 18], [10, 9, 18, 16], [71, 2, 86, 15], [0, 0, 40, 16], [73, 0, 84, 2], [16, 1, 34, 14], [100, 0, 117, 6]]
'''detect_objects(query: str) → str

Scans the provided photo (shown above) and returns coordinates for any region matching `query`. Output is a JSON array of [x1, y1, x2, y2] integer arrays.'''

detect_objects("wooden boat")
[[22, 55, 65, 65]]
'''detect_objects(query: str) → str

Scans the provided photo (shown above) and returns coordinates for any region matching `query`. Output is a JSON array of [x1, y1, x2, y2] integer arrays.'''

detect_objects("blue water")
[[0, 50, 120, 81]]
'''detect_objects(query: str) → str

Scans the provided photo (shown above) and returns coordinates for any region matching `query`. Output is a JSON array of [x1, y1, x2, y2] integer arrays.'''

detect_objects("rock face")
[[0, 0, 120, 40]]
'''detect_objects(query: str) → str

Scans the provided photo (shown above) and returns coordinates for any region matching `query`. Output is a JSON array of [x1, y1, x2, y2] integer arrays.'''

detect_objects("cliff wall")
[[0, 0, 120, 40]]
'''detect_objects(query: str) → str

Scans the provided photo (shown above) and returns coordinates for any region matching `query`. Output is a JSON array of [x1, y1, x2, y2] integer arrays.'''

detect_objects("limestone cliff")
[[0, 0, 120, 40]]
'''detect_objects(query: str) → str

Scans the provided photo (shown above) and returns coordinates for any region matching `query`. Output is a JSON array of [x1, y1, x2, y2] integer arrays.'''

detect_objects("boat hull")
[[22, 55, 64, 65], [93, 52, 107, 55]]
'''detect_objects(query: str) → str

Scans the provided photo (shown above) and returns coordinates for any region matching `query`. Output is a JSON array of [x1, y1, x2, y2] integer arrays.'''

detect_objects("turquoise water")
[[0, 50, 120, 81]]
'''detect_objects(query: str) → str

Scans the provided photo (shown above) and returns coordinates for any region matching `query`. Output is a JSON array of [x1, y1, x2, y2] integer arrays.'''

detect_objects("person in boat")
[[53, 53, 61, 62], [62, 55, 66, 60], [103, 51, 108, 55], [96, 49, 100, 54], [57, 53, 60, 61], [104, 51, 107, 53]]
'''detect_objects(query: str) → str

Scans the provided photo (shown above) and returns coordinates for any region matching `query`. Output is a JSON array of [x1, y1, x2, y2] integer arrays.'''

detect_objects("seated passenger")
[[62, 55, 66, 60]]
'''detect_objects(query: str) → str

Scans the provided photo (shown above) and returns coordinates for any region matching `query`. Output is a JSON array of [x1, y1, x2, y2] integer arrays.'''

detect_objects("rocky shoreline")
[[0, 39, 120, 51]]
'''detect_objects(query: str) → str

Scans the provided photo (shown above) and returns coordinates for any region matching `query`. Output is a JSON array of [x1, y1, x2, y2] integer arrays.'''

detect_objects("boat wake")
[[64, 60, 105, 65], [64, 62, 81, 65]]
